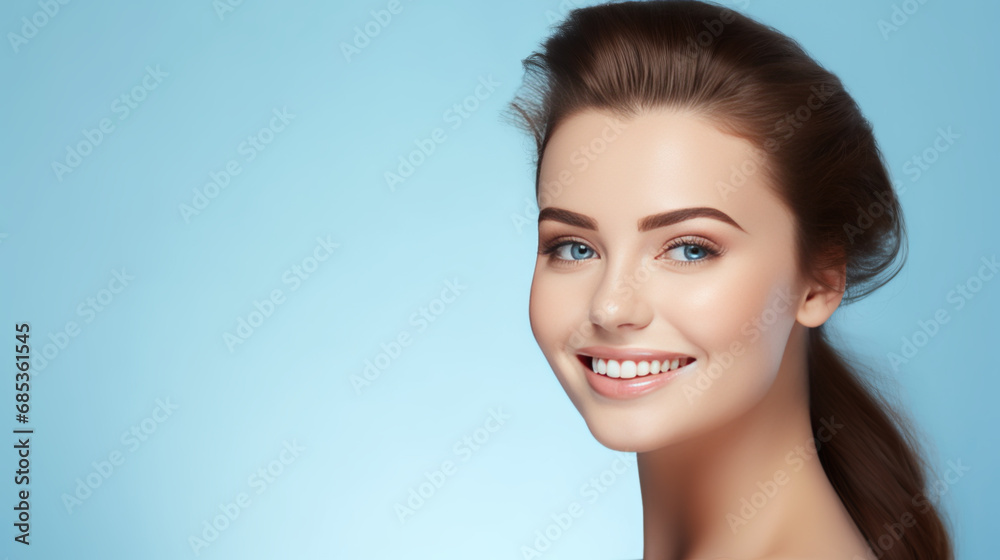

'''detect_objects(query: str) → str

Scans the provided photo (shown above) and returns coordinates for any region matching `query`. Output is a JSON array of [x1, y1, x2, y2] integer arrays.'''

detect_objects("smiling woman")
[[504, 1, 952, 559]]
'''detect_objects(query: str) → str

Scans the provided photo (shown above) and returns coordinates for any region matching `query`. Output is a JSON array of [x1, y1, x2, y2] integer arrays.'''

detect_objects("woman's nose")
[[588, 260, 654, 331]]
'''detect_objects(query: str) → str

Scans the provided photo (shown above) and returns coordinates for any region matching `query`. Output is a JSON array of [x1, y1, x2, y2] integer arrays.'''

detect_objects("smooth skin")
[[528, 108, 872, 559]]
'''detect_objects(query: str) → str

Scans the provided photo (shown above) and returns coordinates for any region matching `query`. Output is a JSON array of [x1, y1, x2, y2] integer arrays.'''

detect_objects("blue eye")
[[667, 244, 707, 261], [554, 242, 595, 261], [540, 237, 720, 265], [662, 240, 718, 263]]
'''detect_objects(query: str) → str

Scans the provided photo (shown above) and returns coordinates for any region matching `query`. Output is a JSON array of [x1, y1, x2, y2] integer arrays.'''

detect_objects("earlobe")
[[795, 264, 847, 328]]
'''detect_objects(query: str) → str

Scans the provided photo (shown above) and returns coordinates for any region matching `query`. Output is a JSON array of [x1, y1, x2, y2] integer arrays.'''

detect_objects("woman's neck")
[[636, 324, 870, 559]]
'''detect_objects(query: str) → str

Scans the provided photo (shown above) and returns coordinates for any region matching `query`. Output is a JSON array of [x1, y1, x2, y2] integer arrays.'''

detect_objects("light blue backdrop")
[[1, 0, 996, 558]]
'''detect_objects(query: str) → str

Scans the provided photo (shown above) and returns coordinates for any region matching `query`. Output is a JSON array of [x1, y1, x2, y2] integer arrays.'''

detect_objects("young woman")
[[505, 1, 952, 558]]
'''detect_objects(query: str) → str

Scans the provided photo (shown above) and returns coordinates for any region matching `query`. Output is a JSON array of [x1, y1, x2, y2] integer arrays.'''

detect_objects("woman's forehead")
[[537, 108, 787, 229]]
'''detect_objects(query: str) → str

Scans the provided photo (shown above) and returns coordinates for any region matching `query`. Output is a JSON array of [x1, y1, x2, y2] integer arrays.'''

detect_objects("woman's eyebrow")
[[538, 206, 746, 233], [638, 207, 746, 233], [537, 207, 599, 230]]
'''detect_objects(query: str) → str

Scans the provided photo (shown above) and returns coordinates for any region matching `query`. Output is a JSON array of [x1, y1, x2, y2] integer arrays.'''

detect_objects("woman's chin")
[[582, 413, 679, 453]]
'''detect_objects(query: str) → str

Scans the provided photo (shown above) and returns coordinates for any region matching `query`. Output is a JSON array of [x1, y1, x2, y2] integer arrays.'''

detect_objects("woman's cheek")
[[529, 267, 576, 352], [722, 285, 799, 390], [670, 272, 789, 386], [527, 273, 553, 350], [665, 272, 746, 346]]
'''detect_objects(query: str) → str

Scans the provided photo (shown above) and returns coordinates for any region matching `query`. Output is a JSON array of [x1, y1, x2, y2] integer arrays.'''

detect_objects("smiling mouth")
[[576, 354, 695, 379]]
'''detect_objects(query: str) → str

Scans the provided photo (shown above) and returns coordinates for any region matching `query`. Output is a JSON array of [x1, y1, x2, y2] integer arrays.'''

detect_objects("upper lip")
[[576, 346, 694, 363]]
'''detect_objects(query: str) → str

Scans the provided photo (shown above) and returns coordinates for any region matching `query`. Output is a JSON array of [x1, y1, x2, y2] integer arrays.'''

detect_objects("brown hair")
[[504, 1, 952, 557]]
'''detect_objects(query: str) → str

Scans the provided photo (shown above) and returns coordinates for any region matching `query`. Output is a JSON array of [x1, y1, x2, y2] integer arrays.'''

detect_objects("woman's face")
[[529, 108, 812, 452]]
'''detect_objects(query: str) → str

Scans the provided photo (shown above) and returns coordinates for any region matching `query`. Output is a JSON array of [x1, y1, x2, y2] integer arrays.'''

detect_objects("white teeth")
[[620, 361, 637, 379], [587, 355, 693, 378], [607, 360, 621, 378]]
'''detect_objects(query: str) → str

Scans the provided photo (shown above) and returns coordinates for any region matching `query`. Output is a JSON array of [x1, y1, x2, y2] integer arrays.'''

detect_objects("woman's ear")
[[796, 262, 847, 328]]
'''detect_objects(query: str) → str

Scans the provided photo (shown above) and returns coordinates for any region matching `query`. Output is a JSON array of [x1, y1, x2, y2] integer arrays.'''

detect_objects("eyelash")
[[538, 236, 723, 267]]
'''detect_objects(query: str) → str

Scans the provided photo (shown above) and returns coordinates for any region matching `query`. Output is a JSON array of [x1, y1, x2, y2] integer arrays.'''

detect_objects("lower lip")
[[583, 359, 692, 400]]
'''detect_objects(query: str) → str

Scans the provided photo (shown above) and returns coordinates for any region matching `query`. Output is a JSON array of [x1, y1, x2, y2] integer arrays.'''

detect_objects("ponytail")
[[808, 326, 952, 559], [506, 2, 955, 555]]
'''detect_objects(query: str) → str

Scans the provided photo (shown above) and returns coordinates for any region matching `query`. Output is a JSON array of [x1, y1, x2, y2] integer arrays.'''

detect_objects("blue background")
[[1, 0, 996, 558]]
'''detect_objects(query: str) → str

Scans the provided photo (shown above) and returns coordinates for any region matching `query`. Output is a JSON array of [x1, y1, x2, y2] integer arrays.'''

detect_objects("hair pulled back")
[[505, 2, 952, 558]]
